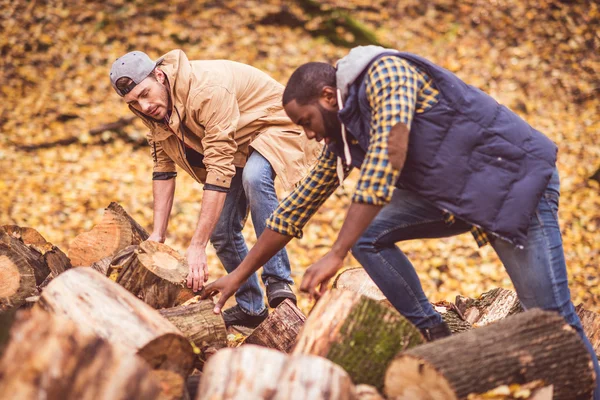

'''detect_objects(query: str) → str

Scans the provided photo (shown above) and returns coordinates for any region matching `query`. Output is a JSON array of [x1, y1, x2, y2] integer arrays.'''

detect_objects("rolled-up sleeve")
[[192, 86, 239, 189]]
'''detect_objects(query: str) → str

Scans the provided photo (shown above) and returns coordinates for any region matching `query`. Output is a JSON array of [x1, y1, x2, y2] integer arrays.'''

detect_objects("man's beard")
[[316, 103, 342, 144]]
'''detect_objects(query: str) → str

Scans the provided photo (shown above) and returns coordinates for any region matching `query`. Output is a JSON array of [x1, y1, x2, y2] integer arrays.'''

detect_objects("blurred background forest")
[[1, 0, 599, 313]]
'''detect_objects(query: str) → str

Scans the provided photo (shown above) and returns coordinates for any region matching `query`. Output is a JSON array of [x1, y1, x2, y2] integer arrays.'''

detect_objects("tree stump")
[[245, 299, 306, 353], [36, 267, 195, 376], [197, 345, 357, 400], [0, 227, 50, 310], [293, 290, 424, 390], [0, 308, 160, 400], [159, 299, 227, 368], [576, 303, 600, 358], [68, 202, 149, 267], [116, 241, 194, 308], [384, 309, 595, 400], [460, 288, 522, 327]]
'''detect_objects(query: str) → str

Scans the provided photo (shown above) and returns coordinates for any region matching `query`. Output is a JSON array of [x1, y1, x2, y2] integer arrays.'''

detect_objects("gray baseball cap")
[[109, 51, 164, 96]]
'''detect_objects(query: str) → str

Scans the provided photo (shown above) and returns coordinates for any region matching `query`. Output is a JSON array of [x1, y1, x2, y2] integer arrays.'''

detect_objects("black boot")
[[419, 321, 451, 342]]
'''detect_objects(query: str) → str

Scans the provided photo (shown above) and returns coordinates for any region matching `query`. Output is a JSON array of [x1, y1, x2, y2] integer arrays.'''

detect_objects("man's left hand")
[[186, 244, 209, 292], [299, 251, 344, 299]]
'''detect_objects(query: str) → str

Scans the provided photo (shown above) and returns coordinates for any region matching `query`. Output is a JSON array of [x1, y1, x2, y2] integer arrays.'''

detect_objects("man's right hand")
[[200, 273, 242, 314]]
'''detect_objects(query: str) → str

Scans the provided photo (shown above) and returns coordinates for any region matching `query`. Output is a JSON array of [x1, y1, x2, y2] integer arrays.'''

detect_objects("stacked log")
[[159, 299, 227, 368], [36, 267, 195, 375], [0, 227, 49, 310], [333, 267, 391, 307], [576, 303, 600, 358], [293, 290, 424, 390], [68, 202, 149, 267], [116, 240, 194, 308], [0, 307, 160, 400], [457, 288, 522, 327], [245, 299, 306, 353], [197, 345, 356, 400], [384, 309, 595, 400]]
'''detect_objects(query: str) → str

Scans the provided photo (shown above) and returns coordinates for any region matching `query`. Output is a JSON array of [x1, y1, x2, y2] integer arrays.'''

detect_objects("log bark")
[[462, 288, 522, 327], [0, 307, 160, 400], [36, 267, 195, 376], [293, 290, 424, 390], [245, 299, 306, 353], [355, 385, 385, 400], [576, 303, 600, 358], [159, 299, 227, 369], [116, 241, 194, 308], [197, 345, 357, 400], [384, 309, 595, 400], [68, 202, 149, 267]]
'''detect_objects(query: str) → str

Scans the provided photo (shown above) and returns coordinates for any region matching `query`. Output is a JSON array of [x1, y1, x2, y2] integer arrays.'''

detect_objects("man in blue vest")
[[201, 46, 599, 394]]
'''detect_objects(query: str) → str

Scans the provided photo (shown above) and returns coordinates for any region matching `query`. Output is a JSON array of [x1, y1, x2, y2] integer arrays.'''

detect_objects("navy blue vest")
[[330, 52, 557, 246]]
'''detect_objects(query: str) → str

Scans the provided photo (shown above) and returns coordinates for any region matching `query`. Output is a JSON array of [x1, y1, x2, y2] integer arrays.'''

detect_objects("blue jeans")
[[351, 168, 600, 397], [210, 151, 292, 315]]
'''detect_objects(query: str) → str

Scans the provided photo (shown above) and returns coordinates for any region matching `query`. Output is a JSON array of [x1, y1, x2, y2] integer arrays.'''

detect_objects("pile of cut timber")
[[1, 204, 599, 400]]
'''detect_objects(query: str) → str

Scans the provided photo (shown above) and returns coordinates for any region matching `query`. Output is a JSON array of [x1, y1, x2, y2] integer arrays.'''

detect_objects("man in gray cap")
[[110, 50, 322, 328]]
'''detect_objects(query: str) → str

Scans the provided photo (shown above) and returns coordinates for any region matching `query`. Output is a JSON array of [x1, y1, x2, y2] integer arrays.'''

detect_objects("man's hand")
[[147, 232, 166, 243], [186, 244, 209, 292], [200, 273, 243, 314], [299, 251, 345, 299]]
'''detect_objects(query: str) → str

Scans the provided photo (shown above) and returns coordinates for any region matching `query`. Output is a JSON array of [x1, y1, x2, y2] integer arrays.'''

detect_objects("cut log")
[[355, 385, 385, 400], [36, 267, 195, 376], [333, 267, 391, 306], [116, 241, 194, 308], [244, 299, 306, 353], [293, 290, 424, 390], [197, 345, 357, 400], [433, 301, 473, 334], [68, 202, 149, 267], [3, 225, 71, 279], [150, 369, 190, 400], [159, 299, 227, 368], [462, 288, 522, 327], [0, 307, 160, 400], [384, 309, 595, 400], [275, 354, 357, 399], [0, 228, 49, 310], [467, 381, 553, 400], [197, 345, 287, 399], [576, 303, 600, 358]]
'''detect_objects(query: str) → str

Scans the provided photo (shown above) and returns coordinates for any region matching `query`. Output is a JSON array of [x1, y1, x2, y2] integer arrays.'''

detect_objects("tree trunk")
[[576, 303, 600, 358], [197, 345, 357, 400], [245, 299, 306, 353], [333, 267, 392, 307], [293, 290, 424, 390], [36, 267, 195, 376], [116, 241, 194, 308], [0, 307, 160, 400], [159, 299, 227, 369], [68, 202, 149, 267], [384, 309, 595, 400], [460, 288, 522, 327]]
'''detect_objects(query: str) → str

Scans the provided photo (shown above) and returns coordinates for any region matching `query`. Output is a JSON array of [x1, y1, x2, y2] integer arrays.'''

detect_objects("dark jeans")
[[351, 168, 600, 398], [210, 151, 292, 315]]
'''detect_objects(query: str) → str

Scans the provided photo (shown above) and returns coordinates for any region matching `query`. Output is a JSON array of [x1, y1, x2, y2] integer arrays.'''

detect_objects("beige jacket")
[[132, 49, 322, 191]]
